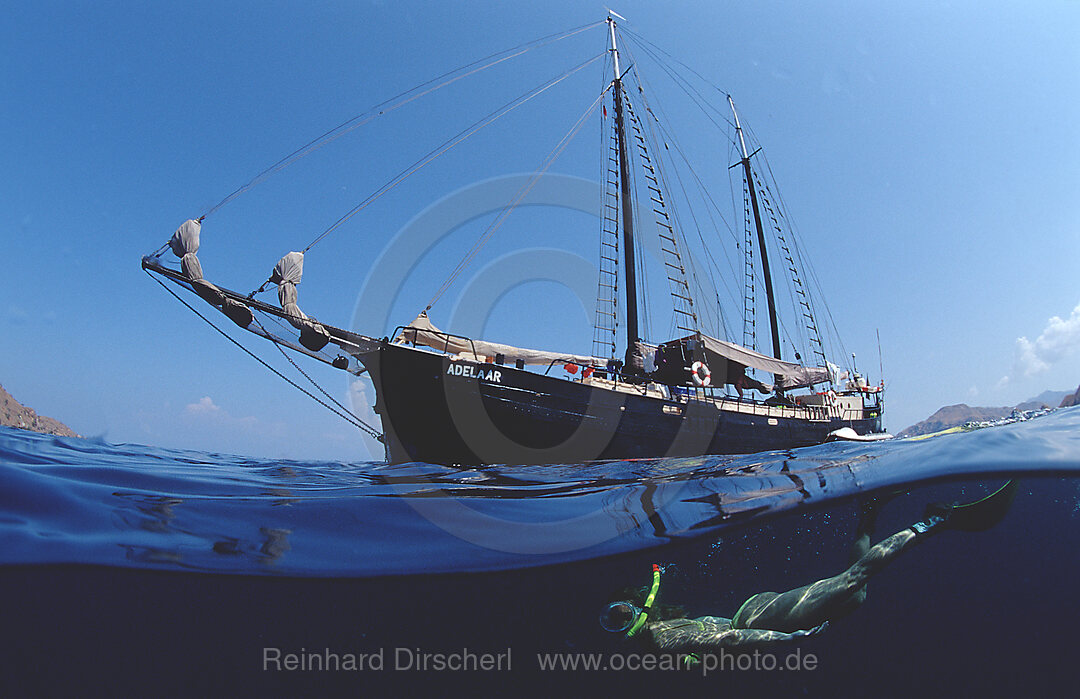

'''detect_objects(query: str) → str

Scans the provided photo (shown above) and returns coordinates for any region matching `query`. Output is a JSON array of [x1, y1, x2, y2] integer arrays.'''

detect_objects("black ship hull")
[[362, 342, 882, 465]]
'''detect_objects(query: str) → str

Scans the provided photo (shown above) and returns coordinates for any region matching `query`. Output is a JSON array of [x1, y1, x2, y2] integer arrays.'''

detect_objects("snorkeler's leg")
[[849, 497, 879, 564], [851, 486, 913, 558], [732, 481, 1016, 633], [733, 524, 931, 633], [845, 497, 883, 605]]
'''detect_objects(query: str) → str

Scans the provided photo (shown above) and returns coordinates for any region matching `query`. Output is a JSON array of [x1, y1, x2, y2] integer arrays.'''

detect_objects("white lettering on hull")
[[446, 363, 503, 383]]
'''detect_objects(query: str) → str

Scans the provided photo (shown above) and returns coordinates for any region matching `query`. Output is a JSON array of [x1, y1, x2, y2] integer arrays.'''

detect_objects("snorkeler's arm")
[[649, 618, 827, 652], [703, 623, 828, 649]]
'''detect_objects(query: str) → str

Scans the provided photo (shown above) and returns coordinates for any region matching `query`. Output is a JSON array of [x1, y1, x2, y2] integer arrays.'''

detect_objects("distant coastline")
[[1061, 385, 1080, 409], [899, 385, 1080, 437], [0, 383, 80, 438], [2, 379, 1075, 446]]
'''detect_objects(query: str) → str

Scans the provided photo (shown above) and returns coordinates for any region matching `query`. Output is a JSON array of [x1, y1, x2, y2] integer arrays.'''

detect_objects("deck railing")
[[397, 331, 880, 422]]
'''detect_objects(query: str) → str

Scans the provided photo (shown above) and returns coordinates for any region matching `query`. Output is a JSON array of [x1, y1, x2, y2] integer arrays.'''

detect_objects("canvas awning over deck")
[[396, 312, 605, 367]]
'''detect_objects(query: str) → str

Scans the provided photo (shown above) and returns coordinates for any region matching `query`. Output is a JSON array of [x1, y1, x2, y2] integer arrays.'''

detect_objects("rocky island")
[[1060, 385, 1080, 408], [899, 385, 1080, 437], [0, 383, 80, 438]]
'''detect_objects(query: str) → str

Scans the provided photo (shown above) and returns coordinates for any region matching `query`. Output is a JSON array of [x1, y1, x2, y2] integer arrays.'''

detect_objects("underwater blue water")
[[2, 408, 1079, 696]]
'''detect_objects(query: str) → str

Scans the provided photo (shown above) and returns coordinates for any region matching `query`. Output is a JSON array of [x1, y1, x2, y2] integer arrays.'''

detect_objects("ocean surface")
[[2, 408, 1079, 696]]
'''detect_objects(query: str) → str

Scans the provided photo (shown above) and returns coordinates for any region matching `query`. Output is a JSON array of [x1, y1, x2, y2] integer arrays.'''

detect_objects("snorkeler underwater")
[[3, 415, 1078, 696], [600, 482, 1017, 662]]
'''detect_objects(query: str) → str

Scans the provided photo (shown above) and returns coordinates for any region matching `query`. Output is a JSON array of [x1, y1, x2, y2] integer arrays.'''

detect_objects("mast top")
[[607, 15, 622, 80], [728, 95, 753, 161]]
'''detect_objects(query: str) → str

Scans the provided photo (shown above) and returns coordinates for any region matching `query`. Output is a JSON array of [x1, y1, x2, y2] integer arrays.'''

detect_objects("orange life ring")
[[691, 361, 711, 387]]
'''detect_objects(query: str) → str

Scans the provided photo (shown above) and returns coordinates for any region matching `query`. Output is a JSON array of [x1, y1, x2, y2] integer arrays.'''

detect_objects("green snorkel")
[[625, 564, 662, 637]]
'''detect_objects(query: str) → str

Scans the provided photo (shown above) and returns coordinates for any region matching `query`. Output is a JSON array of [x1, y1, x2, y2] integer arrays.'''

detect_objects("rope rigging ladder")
[[623, 93, 699, 338], [752, 170, 827, 366], [592, 110, 621, 360], [742, 175, 757, 351], [621, 26, 847, 378], [145, 16, 869, 449]]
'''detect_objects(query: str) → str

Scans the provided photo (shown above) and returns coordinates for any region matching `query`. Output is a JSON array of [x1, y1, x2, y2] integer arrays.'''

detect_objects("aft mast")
[[608, 16, 642, 371], [729, 95, 783, 389]]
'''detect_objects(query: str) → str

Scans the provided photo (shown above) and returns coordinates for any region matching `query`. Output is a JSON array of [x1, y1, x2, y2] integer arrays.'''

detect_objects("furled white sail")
[[397, 311, 605, 367], [269, 251, 330, 350]]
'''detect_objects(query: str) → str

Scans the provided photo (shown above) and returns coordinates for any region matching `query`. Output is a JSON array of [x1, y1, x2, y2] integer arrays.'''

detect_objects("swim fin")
[[923, 480, 1017, 532]]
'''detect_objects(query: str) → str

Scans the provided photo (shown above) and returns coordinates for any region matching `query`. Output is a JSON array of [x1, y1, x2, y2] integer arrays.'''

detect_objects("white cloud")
[[348, 378, 376, 417], [1013, 302, 1080, 377], [185, 396, 221, 415], [183, 396, 257, 428]]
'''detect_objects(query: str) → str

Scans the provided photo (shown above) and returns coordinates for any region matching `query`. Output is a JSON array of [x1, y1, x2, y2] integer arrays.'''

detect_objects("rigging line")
[[200, 19, 606, 219], [733, 118, 823, 365], [746, 123, 845, 365], [429, 87, 607, 310], [146, 270, 382, 440], [300, 51, 607, 257], [728, 135, 740, 253], [620, 27, 737, 130], [619, 34, 743, 268], [621, 33, 816, 350], [618, 39, 735, 339], [593, 52, 618, 358], [425, 85, 610, 311], [621, 33, 735, 134], [753, 174, 811, 364], [629, 90, 708, 336], [250, 315, 380, 439], [643, 111, 740, 249], [752, 173, 805, 349], [625, 68, 740, 316], [657, 150, 731, 337]]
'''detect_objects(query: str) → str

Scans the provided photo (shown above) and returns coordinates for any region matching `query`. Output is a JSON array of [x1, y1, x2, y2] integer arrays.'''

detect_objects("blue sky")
[[2, 0, 1078, 460]]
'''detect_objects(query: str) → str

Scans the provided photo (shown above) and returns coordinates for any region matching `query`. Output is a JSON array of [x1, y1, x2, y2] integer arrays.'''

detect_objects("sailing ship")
[[143, 16, 884, 465]]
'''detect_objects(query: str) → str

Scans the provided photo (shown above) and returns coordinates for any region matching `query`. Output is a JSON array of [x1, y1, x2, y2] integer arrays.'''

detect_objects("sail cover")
[[397, 312, 605, 367], [697, 334, 829, 389]]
